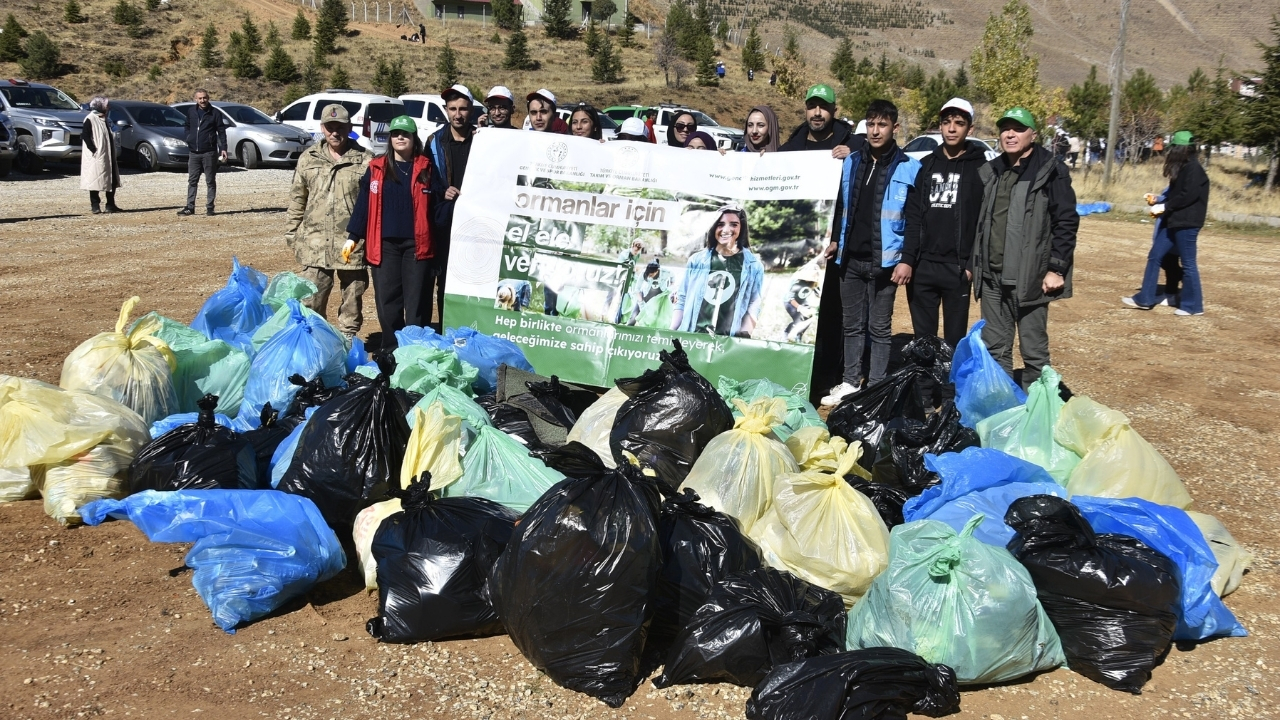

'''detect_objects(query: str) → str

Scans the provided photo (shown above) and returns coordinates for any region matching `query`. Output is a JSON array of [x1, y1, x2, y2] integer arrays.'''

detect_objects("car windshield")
[[1, 85, 80, 111], [690, 111, 718, 127], [222, 105, 276, 124], [598, 112, 619, 130], [366, 102, 404, 123], [904, 136, 939, 153], [401, 100, 425, 117], [135, 105, 187, 127]]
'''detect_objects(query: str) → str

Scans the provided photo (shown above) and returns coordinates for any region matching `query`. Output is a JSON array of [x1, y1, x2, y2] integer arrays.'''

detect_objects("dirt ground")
[[1, 165, 1278, 720]]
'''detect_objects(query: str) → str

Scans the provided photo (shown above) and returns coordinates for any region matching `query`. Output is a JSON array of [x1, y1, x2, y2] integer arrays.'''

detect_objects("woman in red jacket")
[[346, 115, 433, 347]]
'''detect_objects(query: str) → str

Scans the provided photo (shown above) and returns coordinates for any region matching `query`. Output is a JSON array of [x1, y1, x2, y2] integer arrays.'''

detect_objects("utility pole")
[[1103, 0, 1130, 185]]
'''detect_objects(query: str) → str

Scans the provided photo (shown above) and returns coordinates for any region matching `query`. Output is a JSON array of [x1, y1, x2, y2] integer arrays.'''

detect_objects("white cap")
[[441, 83, 473, 103], [940, 97, 974, 121], [619, 117, 647, 136], [485, 85, 514, 103], [526, 88, 557, 107]]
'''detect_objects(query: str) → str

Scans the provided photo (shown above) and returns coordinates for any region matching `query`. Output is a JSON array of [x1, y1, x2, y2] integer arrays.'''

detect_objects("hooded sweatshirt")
[[901, 142, 987, 270], [742, 105, 780, 153]]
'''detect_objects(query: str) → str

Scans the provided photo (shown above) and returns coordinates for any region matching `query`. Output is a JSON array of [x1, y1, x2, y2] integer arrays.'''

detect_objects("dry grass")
[[1072, 156, 1280, 219]]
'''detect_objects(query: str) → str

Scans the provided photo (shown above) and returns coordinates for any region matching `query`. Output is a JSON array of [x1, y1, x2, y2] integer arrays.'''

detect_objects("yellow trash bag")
[[785, 426, 872, 479], [59, 297, 178, 424], [401, 403, 464, 492], [1188, 511, 1252, 597], [1, 376, 110, 469], [678, 397, 798, 535], [751, 439, 890, 607], [353, 498, 403, 591], [40, 391, 149, 525], [0, 467, 44, 502], [1054, 396, 1193, 509], [566, 387, 628, 468]]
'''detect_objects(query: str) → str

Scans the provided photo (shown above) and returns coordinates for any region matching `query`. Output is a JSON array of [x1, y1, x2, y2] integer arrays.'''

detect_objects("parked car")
[[603, 104, 742, 149], [170, 101, 311, 168], [903, 134, 999, 162], [0, 111, 16, 176], [0, 78, 88, 174], [397, 93, 484, 146], [106, 101, 191, 171], [602, 104, 645, 124], [274, 90, 404, 154]]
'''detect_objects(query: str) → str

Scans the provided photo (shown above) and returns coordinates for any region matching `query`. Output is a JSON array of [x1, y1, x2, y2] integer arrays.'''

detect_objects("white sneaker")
[[1121, 296, 1152, 310], [1156, 294, 1171, 307], [821, 381, 862, 407], [1174, 308, 1204, 316]]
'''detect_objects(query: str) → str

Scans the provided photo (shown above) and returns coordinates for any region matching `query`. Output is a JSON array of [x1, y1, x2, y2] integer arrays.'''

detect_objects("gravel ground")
[[0, 166, 1278, 720]]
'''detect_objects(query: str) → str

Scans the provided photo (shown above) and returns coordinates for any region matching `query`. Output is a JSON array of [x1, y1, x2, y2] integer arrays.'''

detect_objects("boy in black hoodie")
[[895, 99, 985, 380]]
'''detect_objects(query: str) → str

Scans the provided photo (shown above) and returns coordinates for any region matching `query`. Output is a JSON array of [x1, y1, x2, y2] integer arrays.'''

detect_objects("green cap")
[[388, 115, 417, 134], [1170, 130, 1194, 146], [805, 84, 837, 105], [997, 106, 1037, 131]]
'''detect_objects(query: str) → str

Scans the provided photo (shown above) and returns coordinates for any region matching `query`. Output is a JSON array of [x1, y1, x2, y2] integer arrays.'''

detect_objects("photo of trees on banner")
[[444, 131, 842, 392]]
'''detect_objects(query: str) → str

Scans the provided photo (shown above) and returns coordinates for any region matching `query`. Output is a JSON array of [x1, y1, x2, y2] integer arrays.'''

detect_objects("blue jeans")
[[1135, 226, 1202, 313]]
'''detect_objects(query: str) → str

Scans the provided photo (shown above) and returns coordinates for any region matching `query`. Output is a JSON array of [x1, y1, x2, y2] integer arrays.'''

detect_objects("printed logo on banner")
[[546, 142, 569, 164], [451, 216, 506, 285]]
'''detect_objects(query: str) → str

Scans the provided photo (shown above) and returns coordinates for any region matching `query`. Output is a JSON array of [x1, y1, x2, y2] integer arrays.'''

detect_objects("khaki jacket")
[[285, 141, 371, 269], [79, 112, 121, 192]]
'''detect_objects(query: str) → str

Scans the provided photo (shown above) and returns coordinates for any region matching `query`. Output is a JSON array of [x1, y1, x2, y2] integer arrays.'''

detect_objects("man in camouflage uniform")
[[285, 103, 372, 338]]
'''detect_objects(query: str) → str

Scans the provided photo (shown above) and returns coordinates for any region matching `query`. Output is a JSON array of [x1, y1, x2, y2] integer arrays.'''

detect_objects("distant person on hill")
[[1122, 130, 1208, 316], [779, 84, 863, 159], [742, 105, 780, 153], [80, 96, 122, 214], [972, 107, 1078, 388], [178, 88, 228, 216], [285, 103, 372, 340], [424, 84, 477, 330], [480, 86, 515, 129], [525, 89, 569, 134]]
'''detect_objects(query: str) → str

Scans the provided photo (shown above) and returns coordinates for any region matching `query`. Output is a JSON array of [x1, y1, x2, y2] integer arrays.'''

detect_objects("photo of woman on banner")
[[671, 206, 764, 338]]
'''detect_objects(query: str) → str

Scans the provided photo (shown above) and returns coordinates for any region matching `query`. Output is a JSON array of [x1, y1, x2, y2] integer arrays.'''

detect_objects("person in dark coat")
[[424, 84, 475, 331], [178, 88, 228, 216], [779, 84, 864, 158]]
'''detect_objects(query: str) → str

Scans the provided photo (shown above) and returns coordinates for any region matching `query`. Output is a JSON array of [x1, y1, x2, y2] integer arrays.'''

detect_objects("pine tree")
[[313, 0, 344, 64], [436, 38, 460, 87], [716, 18, 728, 46], [830, 37, 855, 81], [492, 0, 521, 31], [783, 26, 801, 65], [617, 16, 635, 48], [64, 0, 86, 24], [954, 62, 968, 89], [503, 27, 536, 70], [198, 23, 221, 68], [592, 0, 617, 22], [592, 31, 622, 83], [1065, 65, 1110, 153], [241, 14, 263, 54], [741, 22, 764, 74], [584, 20, 601, 56], [265, 20, 282, 48], [264, 44, 299, 83], [695, 34, 717, 86], [145, 0, 159, 10], [542, 0, 574, 40], [372, 57, 409, 97], [17, 31, 62, 79], [490, 31, 502, 44], [318, 0, 347, 37], [1245, 17, 1280, 191], [329, 64, 350, 89], [228, 31, 262, 78], [839, 74, 891, 119], [291, 9, 311, 41], [667, 0, 697, 59], [0, 15, 27, 62], [301, 59, 323, 93]]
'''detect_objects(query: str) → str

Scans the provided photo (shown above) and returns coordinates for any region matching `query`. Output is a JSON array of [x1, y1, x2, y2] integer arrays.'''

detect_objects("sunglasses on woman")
[[674, 122, 696, 131]]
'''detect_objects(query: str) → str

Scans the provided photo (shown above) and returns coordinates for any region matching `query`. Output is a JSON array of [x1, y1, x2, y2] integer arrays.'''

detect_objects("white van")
[[274, 90, 404, 154]]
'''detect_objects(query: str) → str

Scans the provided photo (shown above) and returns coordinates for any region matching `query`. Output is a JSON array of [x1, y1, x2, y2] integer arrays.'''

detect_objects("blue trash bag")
[[950, 320, 1027, 428], [150, 411, 234, 439], [191, 257, 272, 354], [903, 447, 1064, 546], [442, 327, 535, 395], [80, 489, 346, 633], [237, 299, 347, 428], [345, 337, 378, 375], [1075, 202, 1112, 216], [395, 325, 449, 349], [1071, 496, 1247, 641], [270, 406, 317, 488]]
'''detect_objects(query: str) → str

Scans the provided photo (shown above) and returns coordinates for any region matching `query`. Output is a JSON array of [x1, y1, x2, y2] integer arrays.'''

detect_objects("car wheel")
[[15, 136, 44, 174], [0, 158, 10, 177], [136, 142, 157, 172], [242, 141, 261, 169]]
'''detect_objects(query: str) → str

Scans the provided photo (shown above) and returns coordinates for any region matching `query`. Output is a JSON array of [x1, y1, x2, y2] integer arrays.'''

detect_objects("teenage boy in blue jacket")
[[820, 99, 921, 407]]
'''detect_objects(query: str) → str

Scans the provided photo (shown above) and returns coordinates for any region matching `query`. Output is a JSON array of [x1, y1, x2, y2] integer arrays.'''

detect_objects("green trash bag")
[[134, 313, 250, 417], [717, 376, 825, 442], [407, 383, 492, 448], [634, 291, 674, 329], [390, 345, 479, 396], [846, 515, 1065, 685], [440, 426, 565, 513], [976, 366, 1080, 484], [263, 272, 318, 312]]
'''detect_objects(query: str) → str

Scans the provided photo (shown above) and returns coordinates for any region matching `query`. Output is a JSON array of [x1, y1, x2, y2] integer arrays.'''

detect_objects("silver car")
[[107, 101, 191, 171], [0, 111, 16, 177], [172, 101, 311, 168]]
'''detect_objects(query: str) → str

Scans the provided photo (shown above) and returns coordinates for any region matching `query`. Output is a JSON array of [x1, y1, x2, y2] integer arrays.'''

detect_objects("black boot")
[[104, 192, 122, 213], [89, 192, 101, 214]]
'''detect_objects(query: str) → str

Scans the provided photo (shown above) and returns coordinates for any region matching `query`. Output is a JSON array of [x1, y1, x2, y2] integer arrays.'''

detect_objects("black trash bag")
[[609, 340, 734, 490], [365, 473, 519, 643], [745, 647, 961, 720], [475, 393, 550, 452], [127, 394, 258, 493], [651, 489, 764, 648], [278, 373, 414, 532], [495, 370, 598, 448], [1005, 495, 1180, 694], [490, 442, 664, 707], [240, 403, 303, 488], [285, 373, 347, 418], [654, 567, 847, 688], [844, 478, 909, 528], [868, 401, 980, 494]]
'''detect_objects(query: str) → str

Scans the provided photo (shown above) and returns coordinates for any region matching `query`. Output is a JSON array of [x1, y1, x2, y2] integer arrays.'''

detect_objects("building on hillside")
[[1229, 76, 1260, 98], [430, 0, 521, 22], [504, 0, 628, 26]]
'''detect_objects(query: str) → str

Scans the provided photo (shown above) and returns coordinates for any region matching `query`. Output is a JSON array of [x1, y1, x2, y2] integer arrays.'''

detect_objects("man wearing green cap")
[[346, 115, 436, 340], [971, 106, 1079, 388], [285, 102, 372, 339], [780, 83, 863, 157]]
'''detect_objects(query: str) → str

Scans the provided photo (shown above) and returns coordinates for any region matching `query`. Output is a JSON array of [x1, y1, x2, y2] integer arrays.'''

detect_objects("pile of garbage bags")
[[1, 266, 1254, 714]]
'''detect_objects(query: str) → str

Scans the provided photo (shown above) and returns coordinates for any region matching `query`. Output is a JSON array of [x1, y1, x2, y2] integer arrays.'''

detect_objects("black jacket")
[[182, 104, 229, 154], [1163, 157, 1209, 229], [902, 143, 987, 270], [779, 119, 863, 153]]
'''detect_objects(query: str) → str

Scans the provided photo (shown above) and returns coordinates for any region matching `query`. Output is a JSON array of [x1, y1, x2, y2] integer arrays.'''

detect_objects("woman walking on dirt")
[[80, 96, 121, 214], [1121, 131, 1209, 316]]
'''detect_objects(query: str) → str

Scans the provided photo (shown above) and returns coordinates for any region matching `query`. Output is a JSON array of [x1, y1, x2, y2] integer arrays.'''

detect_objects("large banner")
[[443, 130, 841, 393]]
